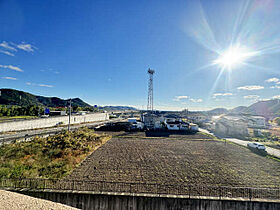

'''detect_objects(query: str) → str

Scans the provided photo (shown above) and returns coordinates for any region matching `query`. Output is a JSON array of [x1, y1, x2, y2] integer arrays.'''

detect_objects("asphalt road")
[[199, 128, 280, 159], [226, 138, 280, 159]]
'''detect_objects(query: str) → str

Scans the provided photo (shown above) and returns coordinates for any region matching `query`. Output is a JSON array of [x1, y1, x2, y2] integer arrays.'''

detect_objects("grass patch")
[[0, 127, 111, 179], [267, 155, 280, 163], [197, 131, 222, 141]]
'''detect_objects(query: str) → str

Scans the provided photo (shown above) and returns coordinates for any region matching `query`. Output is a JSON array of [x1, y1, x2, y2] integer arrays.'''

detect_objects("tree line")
[[0, 105, 97, 117], [0, 105, 44, 117]]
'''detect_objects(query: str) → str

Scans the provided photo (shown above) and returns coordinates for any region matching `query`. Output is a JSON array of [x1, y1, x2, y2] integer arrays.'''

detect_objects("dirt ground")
[[67, 132, 280, 188]]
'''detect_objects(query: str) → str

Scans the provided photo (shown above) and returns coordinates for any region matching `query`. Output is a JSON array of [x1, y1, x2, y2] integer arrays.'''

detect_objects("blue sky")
[[1, 0, 280, 111]]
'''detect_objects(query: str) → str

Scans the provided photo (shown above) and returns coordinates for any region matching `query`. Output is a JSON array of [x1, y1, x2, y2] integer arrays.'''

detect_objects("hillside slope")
[[0, 88, 92, 107], [244, 99, 280, 117]]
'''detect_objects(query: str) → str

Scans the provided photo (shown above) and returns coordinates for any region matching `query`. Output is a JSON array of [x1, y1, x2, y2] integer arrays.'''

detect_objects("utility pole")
[[68, 98, 72, 131], [147, 68, 155, 128]]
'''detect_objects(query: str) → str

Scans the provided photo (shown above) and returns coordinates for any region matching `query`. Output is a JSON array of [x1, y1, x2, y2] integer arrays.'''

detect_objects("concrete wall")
[[21, 191, 280, 210], [0, 113, 109, 132]]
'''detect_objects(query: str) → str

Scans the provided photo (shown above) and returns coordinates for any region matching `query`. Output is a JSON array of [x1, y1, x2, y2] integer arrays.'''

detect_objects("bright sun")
[[214, 45, 258, 70]]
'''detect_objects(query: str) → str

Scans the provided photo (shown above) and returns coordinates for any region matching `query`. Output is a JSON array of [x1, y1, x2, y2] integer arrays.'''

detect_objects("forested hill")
[[0, 88, 92, 107]]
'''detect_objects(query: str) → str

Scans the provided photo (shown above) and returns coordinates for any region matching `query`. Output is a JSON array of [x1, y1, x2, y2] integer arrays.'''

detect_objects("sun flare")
[[214, 45, 258, 70]]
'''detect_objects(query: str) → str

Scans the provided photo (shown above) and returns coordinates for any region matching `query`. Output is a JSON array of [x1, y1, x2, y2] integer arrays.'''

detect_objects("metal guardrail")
[[0, 178, 279, 201]]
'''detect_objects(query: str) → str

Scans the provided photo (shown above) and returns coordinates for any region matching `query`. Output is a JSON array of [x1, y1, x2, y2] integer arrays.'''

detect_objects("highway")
[[0, 118, 123, 145]]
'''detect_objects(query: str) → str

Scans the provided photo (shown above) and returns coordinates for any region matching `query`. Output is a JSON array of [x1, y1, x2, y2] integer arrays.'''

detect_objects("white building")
[[247, 116, 266, 128], [215, 116, 248, 137], [164, 119, 189, 131]]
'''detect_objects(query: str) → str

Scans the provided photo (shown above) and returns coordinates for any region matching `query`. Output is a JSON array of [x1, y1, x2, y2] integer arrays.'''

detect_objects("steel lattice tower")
[[147, 68, 155, 113]]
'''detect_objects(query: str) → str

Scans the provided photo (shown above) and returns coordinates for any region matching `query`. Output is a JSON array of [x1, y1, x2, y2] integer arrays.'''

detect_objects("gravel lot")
[[0, 190, 79, 210]]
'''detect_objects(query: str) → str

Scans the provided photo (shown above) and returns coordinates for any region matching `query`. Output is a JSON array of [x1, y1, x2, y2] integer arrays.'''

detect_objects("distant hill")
[[0, 88, 92, 107], [225, 100, 280, 118], [207, 108, 228, 115], [205, 100, 280, 118], [242, 99, 280, 117], [230, 106, 247, 114], [100, 106, 137, 111]]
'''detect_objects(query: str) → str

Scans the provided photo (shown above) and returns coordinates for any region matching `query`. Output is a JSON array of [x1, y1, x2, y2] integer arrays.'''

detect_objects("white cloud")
[[17, 43, 36, 52], [26, 82, 54, 88], [173, 96, 189, 101], [0, 65, 23, 72], [272, 95, 280, 99], [260, 98, 271, 101], [2, 77, 17, 80], [243, 95, 260, 100], [237, 85, 264, 90], [40, 68, 60, 75], [0, 64, 23, 72], [265, 77, 279, 83], [270, 85, 280, 89], [0, 41, 17, 56], [212, 92, 233, 98], [0, 41, 37, 56], [38, 84, 54, 88], [0, 50, 15, 56], [0, 41, 17, 51], [190, 98, 203, 103]]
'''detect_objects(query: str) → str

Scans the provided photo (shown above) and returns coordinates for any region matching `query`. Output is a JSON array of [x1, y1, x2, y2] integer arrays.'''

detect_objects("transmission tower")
[[147, 68, 155, 113]]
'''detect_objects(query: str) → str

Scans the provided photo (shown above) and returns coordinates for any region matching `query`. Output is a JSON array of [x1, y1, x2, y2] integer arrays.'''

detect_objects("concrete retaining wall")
[[0, 113, 109, 132], [21, 191, 280, 210]]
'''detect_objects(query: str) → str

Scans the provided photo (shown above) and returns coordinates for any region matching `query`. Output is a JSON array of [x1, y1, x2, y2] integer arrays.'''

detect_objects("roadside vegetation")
[[0, 104, 97, 118], [0, 127, 111, 179]]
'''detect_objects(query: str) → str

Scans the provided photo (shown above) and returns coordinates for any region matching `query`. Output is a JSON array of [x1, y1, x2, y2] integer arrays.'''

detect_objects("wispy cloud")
[[173, 96, 189, 101], [237, 85, 264, 90], [2, 77, 17, 80], [270, 85, 280, 89], [17, 43, 36, 52], [40, 68, 60, 75], [173, 95, 203, 103], [26, 82, 53, 88], [0, 64, 23, 72], [265, 77, 279, 83], [0, 41, 37, 56], [272, 95, 280, 99], [0, 50, 15, 56], [0, 41, 17, 51], [212, 92, 233, 98], [243, 95, 260, 100], [38, 84, 54, 88], [190, 98, 203, 103]]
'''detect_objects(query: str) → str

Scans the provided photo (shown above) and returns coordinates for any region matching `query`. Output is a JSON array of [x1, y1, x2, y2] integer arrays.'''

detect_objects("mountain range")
[[0, 88, 92, 107], [1, 88, 280, 116], [207, 100, 280, 118], [0, 88, 137, 111]]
